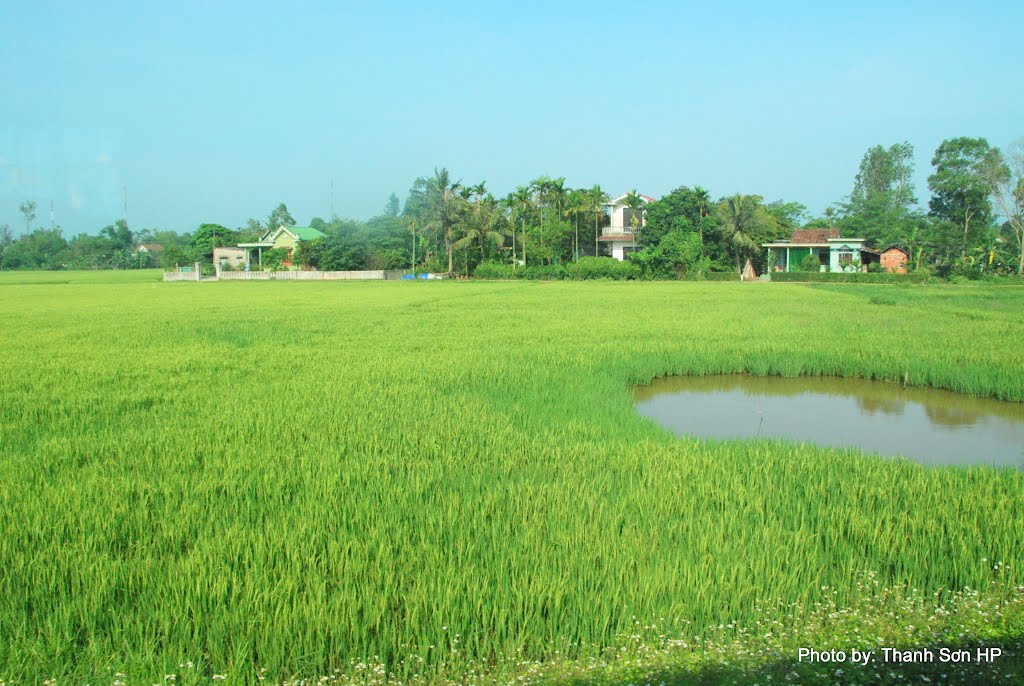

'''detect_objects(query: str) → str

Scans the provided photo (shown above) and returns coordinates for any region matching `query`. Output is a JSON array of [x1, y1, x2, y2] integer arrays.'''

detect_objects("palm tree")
[[506, 185, 533, 267], [718, 194, 762, 274], [824, 205, 837, 230], [694, 186, 711, 249], [587, 185, 609, 257], [565, 189, 587, 261], [456, 194, 505, 264], [624, 190, 645, 252], [402, 214, 420, 271], [530, 176, 553, 263], [410, 168, 462, 278]]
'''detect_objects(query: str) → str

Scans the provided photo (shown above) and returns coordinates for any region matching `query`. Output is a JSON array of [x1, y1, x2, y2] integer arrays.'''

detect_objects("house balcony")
[[601, 226, 637, 236]]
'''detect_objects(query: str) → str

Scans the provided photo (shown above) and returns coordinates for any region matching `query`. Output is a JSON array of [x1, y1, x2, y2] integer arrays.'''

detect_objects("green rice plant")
[[0, 279, 1022, 684]]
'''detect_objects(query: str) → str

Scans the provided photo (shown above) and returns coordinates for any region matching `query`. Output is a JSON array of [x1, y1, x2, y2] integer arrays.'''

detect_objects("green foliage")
[[798, 253, 823, 272], [928, 137, 1001, 258], [189, 223, 234, 260], [473, 261, 516, 279], [770, 271, 933, 283], [260, 247, 290, 270], [1, 228, 68, 269], [266, 202, 296, 232], [702, 270, 742, 281], [564, 256, 640, 280], [715, 194, 787, 273], [631, 231, 707, 278], [642, 186, 707, 246], [518, 263, 566, 280]]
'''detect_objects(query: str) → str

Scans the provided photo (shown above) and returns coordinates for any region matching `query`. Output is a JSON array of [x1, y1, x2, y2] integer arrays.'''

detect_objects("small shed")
[[880, 247, 909, 274]]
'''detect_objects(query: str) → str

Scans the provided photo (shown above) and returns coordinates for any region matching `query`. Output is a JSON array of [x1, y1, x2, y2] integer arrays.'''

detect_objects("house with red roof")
[[599, 192, 656, 260], [762, 229, 881, 273]]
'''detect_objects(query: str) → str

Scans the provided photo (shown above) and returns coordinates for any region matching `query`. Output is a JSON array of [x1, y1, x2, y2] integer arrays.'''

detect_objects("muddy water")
[[635, 375, 1024, 467]]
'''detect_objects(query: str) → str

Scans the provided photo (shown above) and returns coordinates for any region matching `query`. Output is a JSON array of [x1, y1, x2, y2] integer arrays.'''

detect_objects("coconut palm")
[[506, 185, 533, 267], [410, 168, 462, 277], [718, 194, 763, 274], [587, 185, 609, 256], [456, 194, 506, 263], [530, 176, 554, 263], [624, 190, 645, 251], [564, 189, 588, 261]]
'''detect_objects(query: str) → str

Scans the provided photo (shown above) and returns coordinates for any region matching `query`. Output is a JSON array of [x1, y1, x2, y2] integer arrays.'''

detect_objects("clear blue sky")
[[1, 0, 1021, 235]]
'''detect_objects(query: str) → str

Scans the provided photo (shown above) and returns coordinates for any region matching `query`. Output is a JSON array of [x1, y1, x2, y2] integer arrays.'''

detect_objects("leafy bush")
[[519, 264, 566, 280], [703, 271, 741, 281], [799, 254, 822, 272], [473, 261, 516, 280], [770, 271, 932, 284], [980, 274, 1024, 286], [564, 257, 640, 280]]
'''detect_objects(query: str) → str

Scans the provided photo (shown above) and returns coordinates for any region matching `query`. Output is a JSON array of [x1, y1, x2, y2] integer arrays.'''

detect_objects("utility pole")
[[122, 185, 128, 228], [50, 201, 55, 230]]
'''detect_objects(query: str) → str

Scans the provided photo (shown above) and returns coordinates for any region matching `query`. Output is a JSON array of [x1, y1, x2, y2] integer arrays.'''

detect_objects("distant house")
[[880, 246, 909, 274], [598, 193, 655, 260], [762, 229, 880, 273], [213, 246, 247, 271], [133, 243, 164, 256], [237, 225, 326, 269]]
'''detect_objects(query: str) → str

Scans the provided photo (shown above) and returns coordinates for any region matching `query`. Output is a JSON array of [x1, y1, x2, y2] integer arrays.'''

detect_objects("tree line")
[[1, 136, 1021, 276]]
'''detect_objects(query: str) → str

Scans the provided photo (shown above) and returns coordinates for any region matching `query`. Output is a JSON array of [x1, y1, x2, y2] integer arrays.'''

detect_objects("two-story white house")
[[599, 193, 655, 260]]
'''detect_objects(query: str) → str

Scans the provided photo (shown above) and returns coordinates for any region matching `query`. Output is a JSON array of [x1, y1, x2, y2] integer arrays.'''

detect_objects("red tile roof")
[[790, 228, 840, 243]]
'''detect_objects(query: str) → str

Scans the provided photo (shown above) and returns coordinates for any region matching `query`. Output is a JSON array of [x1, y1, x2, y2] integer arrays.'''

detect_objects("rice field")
[[0, 277, 1023, 685]]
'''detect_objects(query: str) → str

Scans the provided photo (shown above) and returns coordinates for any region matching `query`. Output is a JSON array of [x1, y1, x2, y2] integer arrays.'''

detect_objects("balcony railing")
[[601, 226, 637, 236]]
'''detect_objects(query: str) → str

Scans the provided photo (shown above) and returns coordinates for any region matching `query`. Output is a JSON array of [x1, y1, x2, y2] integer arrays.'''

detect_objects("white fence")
[[216, 270, 388, 281], [163, 270, 200, 282], [165, 269, 441, 283]]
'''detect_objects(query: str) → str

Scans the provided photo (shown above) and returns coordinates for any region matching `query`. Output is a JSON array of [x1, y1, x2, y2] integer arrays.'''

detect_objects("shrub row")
[[702, 271, 741, 281], [475, 258, 641, 281], [474, 258, 747, 282], [770, 271, 933, 284]]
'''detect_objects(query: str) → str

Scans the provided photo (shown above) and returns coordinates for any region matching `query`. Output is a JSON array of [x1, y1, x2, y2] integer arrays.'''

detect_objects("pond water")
[[635, 375, 1024, 468]]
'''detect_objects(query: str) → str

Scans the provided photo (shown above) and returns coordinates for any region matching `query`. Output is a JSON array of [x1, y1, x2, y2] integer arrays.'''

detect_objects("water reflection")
[[635, 375, 1024, 467]]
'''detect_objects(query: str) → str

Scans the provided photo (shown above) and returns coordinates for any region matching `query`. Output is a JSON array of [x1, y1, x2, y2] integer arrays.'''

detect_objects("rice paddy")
[[1, 276, 1023, 685]]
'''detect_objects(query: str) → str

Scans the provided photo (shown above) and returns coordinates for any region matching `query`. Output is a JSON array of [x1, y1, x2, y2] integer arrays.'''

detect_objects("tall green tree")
[[564, 189, 588, 261], [716, 194, 781, 274], [2, 228, 67, 269], [642, 186, 704, 247], [0, 225, 12, 268], [19, 201, 37, 233], [190, 223, 233, 260], [841, 142, 919, 248], [505, 185, 533, 266], [587, 185, 609, 257], [984, 140, 1024, 274], [455, 193, 505, 264], [100, 219, 134, 251], [266, 203, 296, 232], [530, 176, 553, 263], [410, 168, 462, 277], [928, 137, 1001, 258]]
